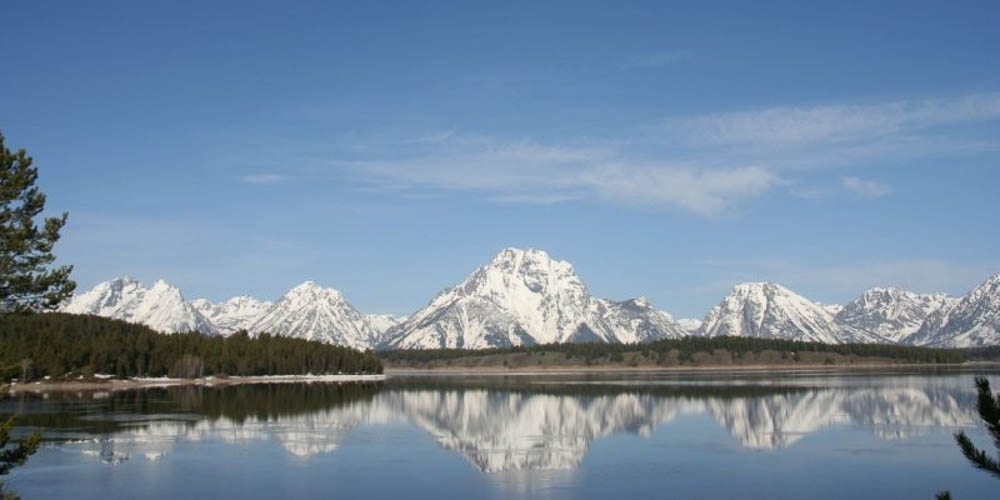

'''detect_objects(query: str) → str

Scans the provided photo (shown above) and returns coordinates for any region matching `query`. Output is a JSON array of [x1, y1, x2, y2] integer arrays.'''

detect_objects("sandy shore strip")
[[385, 361, 1000, 376], [4, 374, 386, 394]]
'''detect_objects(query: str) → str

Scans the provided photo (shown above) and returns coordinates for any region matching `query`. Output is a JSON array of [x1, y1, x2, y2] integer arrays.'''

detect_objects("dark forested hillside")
[[0, 313, 382, 381], [380, 335, 968, 369]]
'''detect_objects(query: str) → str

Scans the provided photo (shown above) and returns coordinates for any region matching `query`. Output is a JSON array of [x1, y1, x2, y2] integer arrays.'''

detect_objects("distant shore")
[[4, 374, 386, 394], [7, 361, 999, 394], [385, 360, 1000, 375]]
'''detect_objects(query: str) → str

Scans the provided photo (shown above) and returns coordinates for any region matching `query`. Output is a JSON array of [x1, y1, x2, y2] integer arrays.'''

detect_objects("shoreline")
[[4, 374, 386, 394], [385, 360, 1000, 375], [6, 361, 999, 393]]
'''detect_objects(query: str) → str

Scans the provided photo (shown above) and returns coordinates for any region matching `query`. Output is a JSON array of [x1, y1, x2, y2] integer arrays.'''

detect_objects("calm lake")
[[3, 369, 1000, 499]]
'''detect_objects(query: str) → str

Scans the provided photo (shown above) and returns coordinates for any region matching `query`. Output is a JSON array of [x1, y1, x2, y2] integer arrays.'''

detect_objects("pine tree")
[[0, 132, 75, 312], [0, 386, 41, 500], [954, 377, 1000, 479]]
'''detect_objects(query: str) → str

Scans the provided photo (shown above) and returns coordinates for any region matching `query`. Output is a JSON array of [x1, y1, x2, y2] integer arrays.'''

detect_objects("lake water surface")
[[3, 369, 1000, 499]]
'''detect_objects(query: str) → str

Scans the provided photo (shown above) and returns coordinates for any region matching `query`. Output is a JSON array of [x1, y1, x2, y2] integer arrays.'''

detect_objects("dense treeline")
[[966, 346, 1000, 361], [380, 335, 968, 366], [0, 313, 382, 381]]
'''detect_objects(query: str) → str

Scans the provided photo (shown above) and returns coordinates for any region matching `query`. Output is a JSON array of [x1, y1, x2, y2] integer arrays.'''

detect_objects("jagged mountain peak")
[[247, 281, 373, 349], [491, 247, 561, 266], [192, 295, 273, 336], [224, 295, 270, 306], [730, 281, 791, 295], [458, 247, 584, 299], [630, 296, 651, 308], [907, 273, 1000, 347], [385, 249, 685, 349], [62, 276, 216, 335], [976, 273, 1000, 292], [611, 296, 660, 314], [700, 281, 887, 344], [151, 278, 173, 288], [286, 280, 342, 298], [837, 286, 956, 343], [365, 314, 407, 337], [112, 274, 142, 285]]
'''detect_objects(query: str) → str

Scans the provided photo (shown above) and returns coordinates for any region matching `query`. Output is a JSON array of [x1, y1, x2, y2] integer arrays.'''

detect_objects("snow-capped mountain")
[[835, 288, 956, 343], [676, 318, 703, 334], [601, 297, 688, 343], [246, 281, 377, 350], [383, 248, 687, 349], [61, 277, 217, 334], [905, 274, 1000, 347], [818, 303, 844, 316], [192, 296, 273, 336], [59, 257, 1000, 348], [698, 282, 888, 344], [365, 314, 407, 337]]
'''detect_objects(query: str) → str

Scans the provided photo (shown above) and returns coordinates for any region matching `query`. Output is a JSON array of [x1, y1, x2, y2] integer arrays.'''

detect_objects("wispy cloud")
[[321, 93, 999, 216], [579, 164, 780, 215], [340, 134, 779, 216], [841, 176, 892, 197], [667, 94, 1000, 147], [487, 193, 583, 204], [241, 174, 287, 185]]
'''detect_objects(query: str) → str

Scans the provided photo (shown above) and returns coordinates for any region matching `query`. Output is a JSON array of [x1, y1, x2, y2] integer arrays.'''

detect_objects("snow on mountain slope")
[[906, 274, 1000, 347], [59, 263, 1000, 348], [818, 303, 844, 316], [192, 296, 273, 336], [698, 282, 888, 344], [676, 318, 703, 335], [246, 281, 376, 349], [365, 314, 407, 336], [383, 248, 686, 349], [835, 288, 956, 343], [62, 277, 217, 334], [600, 297, 689, 343]]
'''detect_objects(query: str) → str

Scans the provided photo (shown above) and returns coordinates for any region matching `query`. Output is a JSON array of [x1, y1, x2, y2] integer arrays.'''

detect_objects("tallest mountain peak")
[[286, 280, 342, 298], [487, 247, 574, 277], [491, 247, 558, 265], [384, 248, 686, 349]]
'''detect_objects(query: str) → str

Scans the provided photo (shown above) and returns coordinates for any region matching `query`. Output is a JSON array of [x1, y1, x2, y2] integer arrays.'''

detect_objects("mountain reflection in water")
[[0, 374, 984, 474]]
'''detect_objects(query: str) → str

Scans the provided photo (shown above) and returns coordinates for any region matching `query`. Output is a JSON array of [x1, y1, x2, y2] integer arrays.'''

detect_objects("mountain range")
[[59, 248, 1000, 349]]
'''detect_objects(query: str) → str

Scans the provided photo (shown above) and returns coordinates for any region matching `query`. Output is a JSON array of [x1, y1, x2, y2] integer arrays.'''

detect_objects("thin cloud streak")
[[340, 135, 779, 216], [667, 93, 1000, 147], [324, 93, 999, 216], [842, 176, 892, 197]]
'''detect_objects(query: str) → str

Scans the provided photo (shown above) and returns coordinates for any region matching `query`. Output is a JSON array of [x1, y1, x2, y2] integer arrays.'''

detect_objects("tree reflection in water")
[[1, 376, 988, 474]]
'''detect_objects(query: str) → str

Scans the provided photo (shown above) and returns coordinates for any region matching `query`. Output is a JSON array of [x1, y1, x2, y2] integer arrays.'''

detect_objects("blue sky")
[[2, 1, 999, 318]]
